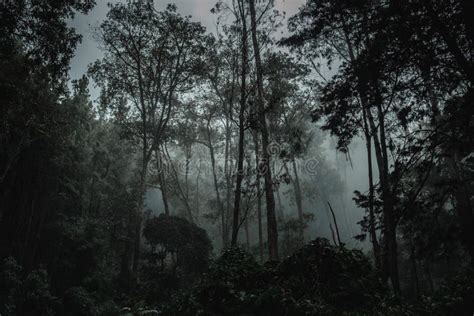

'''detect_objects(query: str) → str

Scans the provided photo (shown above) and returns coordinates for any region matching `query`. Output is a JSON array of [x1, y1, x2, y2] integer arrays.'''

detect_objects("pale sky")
[[68, 0, 306, 84]]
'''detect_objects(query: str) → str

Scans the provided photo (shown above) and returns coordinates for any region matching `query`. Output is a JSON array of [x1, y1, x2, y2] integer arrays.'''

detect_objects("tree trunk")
[[410, 244, 420, 297], [254, 132, 264, 262], [376, 86, 401, 294], [131, 51, 150, 284], [448, 153, 474, 263], [195, 164, 201, 219], [156, 150, 170, 216], [163, 144, 194, 221], [231, 0, 248, 246], [292, 160, 304, 223], [363, 109, 381, 269], [184, 145, 191, 202], [244, 216, 250, 251], [224, 113, 232, 248], [276, 185, 285, 219], [207, 122, 227, 248], [132, 175, 146, 284], [130, 122, 151, 282], [249, 0, 279, 261], [424, 262, 434, 292], [329, 223, 338, 246], [366, 103, 400, 294], [283, 160, 303, 237], [327, 202, 342, 246]]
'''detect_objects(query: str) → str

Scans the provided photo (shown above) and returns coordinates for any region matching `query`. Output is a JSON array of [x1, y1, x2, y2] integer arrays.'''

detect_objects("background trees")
[[283, 0, 473, 295], [0, 0, 103, 274]]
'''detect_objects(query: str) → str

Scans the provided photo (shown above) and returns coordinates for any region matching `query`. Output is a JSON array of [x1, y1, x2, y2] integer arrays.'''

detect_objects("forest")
[[0, 0, 473, 315]]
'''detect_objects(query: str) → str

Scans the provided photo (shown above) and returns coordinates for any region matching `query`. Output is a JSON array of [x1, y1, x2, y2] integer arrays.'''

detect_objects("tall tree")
[[248, 0, 279, 260], [231, 0, 250, 247], [90, 3, 207, 282]]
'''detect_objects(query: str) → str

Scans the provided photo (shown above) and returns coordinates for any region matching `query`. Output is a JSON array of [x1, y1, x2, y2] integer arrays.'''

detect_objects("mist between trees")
[[155, 150, 321, 177]]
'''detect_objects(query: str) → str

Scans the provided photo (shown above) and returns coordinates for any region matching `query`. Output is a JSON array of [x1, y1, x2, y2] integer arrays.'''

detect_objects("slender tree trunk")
[[156, 150, 170, 216], [249, 0, 279, 260], [132, 171, 146, 283], [327, 202, 342, 246], [254, 132, 264, 261], [410, 244, 420, 297], [130, 126, 150, 282], [224, 116, 232, 248], [424, 262, 434, 292], [292, 160, 304, 230], [244, 216, 250, 251], [448, 153, 474, 263], [207, 122, 227, 248], [284, 160, 303, 237], [195, 164, 201, 218], [224, 52, 238, 248], [273, 161, 284, 221], [163, 144, 194, 221], [363, 109, 381, 269], [366, 103, 400, 294], [329, 223, 338, 246], [276, 185, 285, 219], [231, 0, 248, 246], [376, 86, 401, 294], [184, 145, 191, 201], [131, 53, 150, 284], [460, 0, 474, 47]]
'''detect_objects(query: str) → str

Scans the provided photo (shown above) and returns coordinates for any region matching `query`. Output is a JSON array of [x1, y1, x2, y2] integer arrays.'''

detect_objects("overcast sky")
[[68, 0, 306, 85]]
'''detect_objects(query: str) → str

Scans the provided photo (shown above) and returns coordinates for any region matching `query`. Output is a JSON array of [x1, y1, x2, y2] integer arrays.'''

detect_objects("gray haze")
[[68, 0, 370, 249]]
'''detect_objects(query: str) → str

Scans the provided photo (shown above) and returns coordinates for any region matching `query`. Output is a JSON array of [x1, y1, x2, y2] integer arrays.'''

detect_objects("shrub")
[[143, 215, 212, 275], [0, 258, 57, 315], [161, 238, 386, 315], [276, 238, 385, 313]]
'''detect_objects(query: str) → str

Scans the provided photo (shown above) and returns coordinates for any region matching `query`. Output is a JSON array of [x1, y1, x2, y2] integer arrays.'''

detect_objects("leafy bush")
[[0, 257, 57, 315], [0, 257, 23, 315], [414, 268, 474, 315], [62, 286, 98, 316], [139, 215, 213, 306], [143, 215, 212, 275], [161, 238, 386, 315], [276, 238, 384, 313], [160, 247, 268, 315], [0, 257, 119, 316]]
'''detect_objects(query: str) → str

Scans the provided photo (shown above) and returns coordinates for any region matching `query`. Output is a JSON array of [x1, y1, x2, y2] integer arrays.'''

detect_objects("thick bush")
[[276, 238, 385, 312], [0, 257, 119, 316], [139, 215, 213, 306], [143, 215, 212, 275], [0, 257, 57, 315], [414, 268, 474, 315], [160, 238, 386, 315]]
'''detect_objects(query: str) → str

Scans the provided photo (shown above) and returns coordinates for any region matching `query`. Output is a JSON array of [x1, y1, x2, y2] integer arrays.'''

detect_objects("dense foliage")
[[160, 239, 474, 315], [162, 239, 385, 315], [144, 215, 212, 275]]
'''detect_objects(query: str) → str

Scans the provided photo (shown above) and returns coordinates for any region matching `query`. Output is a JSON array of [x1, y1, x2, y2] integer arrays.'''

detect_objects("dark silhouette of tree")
[[89, 3, 208, 283]]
